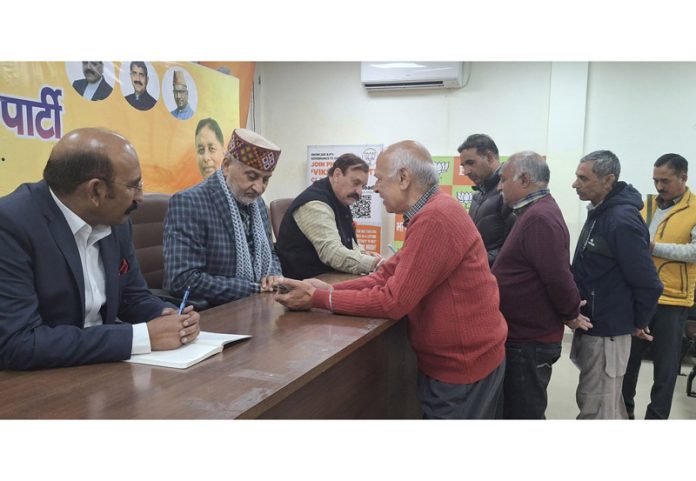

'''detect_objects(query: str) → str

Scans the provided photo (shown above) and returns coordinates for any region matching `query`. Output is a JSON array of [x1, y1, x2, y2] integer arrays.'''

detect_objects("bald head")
[[506, 150, 550, 186], [381, 140, 438, 187], [44, 128, 137, 194], [498, 150, 549, 207], [374, 139, 439, 214]]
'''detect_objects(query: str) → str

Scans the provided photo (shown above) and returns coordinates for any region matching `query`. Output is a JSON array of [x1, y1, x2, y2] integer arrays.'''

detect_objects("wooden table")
[[0, 274, 420, 419]]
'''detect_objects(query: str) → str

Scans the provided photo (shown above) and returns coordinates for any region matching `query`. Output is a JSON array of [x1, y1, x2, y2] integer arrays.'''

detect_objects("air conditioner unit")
[[361, 62, 465, 90]]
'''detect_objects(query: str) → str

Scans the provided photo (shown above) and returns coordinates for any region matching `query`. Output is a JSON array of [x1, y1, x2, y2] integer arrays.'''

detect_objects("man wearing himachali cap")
[[170, 70, 193, 120], [163, 128, 283, 305]]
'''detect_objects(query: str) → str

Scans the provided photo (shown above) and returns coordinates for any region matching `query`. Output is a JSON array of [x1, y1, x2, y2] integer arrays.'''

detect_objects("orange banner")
[[0, 61, 240, 196]]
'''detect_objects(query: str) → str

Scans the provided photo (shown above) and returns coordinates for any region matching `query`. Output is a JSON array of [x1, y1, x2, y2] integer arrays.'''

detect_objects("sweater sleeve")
[[521, 216, 580, 321], [313, 209, 466, 320], [652, 224, 696, 262]]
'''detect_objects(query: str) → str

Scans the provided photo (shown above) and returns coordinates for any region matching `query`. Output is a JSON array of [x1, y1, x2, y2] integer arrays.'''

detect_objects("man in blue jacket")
[[570, 150, 662, 419], [0, 128, 200, 370]]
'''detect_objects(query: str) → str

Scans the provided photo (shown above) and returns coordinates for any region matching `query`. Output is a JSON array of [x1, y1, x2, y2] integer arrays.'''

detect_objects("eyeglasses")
[[111, 180, 144, 192]]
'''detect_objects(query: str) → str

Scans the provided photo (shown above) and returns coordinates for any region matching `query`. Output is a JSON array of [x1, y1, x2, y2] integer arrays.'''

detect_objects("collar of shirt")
[[403, 184, 438, 227], [49, 188, 111, 245], [656, 192, 683, 210], [587, 199, 604, 212], [49, 187, 112, 329], [512, 188, 549, 212]]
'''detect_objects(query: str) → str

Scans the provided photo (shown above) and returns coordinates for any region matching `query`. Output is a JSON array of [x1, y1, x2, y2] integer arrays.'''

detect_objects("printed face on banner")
[[164, 67, 198, 120], [196, 124, 225, 178], [82, 62, 104, 84], [130, 64, 148, 95], [65, 61, 116, 102]]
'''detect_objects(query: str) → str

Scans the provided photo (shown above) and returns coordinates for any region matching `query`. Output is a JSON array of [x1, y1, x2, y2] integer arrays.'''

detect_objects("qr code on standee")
[[351, 196, 372, 219]]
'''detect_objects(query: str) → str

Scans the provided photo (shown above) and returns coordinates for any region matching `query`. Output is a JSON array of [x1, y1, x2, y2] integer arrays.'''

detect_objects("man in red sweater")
[[276, 140, 508, 419], [492, 151, 591, 419]]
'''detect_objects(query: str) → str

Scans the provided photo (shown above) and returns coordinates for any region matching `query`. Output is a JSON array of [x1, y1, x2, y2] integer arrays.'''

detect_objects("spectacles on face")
[[110, 180, 144, 192]]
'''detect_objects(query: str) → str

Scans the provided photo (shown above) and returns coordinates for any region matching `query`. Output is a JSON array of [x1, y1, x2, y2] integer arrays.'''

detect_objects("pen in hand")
[[388, 244, 398, 255], [177, 286, 191, 315]]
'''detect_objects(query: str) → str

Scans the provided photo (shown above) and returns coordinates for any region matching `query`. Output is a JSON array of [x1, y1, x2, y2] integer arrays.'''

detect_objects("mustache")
[[125, 202, 139, 215], [349, 193, 361, 201], [133, 81, 143, 86]]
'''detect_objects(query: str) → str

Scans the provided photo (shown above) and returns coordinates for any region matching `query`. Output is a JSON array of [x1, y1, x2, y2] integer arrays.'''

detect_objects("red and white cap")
[[225, 128, 281, 172]]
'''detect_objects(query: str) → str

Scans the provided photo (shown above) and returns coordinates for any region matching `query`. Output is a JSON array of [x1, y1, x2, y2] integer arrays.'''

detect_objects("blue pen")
[[388, 244, 398, 255], [177, 286, 191, 314]]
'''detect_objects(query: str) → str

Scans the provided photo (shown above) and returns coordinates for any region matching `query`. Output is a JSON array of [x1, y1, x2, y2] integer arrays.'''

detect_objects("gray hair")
[[580, 150, 621, 182], [507, 151, 550, 186], [387, 141, 439, 187]]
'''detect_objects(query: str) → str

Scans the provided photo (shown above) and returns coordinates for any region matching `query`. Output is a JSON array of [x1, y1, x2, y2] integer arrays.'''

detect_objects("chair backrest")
[[269, 197, 294, 240], [130, 193, 171, 289]]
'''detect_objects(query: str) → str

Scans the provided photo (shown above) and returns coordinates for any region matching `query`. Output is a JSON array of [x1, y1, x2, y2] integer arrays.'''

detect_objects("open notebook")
[[125, 331, 251, 369]]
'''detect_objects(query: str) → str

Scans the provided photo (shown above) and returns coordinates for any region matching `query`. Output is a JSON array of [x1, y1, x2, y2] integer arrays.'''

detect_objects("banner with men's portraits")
[[0, 61, 240, 196], [307, 144, 382, 254]]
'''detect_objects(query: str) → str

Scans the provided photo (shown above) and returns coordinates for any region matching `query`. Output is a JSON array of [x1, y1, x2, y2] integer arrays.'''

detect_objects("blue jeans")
[[503, 341, 562, 419], [622, 304, 688, 419]]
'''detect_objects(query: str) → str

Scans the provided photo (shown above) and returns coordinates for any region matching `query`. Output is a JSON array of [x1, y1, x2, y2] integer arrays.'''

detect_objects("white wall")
[[256, 61, 554, 250], [585, 62, 696, 196], [254, 61, 696, 252]]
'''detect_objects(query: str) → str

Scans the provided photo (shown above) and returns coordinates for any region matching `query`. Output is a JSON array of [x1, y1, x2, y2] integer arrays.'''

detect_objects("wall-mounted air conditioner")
[[361, 62, 466, 90]]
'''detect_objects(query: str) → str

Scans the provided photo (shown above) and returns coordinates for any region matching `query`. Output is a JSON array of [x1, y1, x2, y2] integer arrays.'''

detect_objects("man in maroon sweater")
[[275, 140, 508, 419], [492, 151, 591, 419]]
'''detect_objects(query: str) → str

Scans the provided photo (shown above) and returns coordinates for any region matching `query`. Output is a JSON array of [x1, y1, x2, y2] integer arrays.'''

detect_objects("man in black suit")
[[71, 61, 113, 101], [0, 127, 200, 370], [124, 61, 157, 111]]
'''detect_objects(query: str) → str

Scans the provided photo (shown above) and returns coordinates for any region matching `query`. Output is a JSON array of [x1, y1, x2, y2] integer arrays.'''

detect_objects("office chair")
[[269, 197, 294, 241], [130, 193, 208, 311]]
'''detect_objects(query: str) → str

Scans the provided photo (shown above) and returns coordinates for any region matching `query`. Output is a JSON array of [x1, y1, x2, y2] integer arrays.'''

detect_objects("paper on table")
[[124, 331, 251, 369]]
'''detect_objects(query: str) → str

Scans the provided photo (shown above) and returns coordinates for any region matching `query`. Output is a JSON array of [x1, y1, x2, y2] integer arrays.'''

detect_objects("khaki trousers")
[[570, 332, 631, 419]]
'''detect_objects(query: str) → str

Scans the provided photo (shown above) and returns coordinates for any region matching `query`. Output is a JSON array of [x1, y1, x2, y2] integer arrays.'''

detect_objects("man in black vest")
[[458, 133, 515, 266], [276, 154, 381, 279]]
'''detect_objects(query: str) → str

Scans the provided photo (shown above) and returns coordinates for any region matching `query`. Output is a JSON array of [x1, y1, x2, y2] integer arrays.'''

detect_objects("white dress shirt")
[[82, 80, 99, 100], [50, 189, 151, 354]]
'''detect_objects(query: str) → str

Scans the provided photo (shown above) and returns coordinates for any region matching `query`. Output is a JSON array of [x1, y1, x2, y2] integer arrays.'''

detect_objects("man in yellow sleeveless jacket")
[[622, 153, 696, 419]]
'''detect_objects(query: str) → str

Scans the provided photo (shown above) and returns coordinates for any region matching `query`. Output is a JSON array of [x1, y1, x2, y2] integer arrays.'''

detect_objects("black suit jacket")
[[72, 77, 113, 101], [0, 181, 171, 370], [125, 91, 157, 111]]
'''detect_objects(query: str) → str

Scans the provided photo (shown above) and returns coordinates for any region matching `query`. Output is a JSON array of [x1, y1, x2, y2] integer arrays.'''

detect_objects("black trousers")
[[502, 341, 562, 419], [622, 304, 688, 419], [417, 360, 505, 419]]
